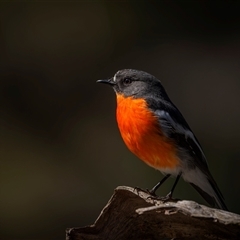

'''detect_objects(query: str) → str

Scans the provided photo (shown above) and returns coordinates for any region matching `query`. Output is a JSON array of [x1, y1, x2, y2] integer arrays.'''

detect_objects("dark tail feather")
[[190, 181, 228, 211]]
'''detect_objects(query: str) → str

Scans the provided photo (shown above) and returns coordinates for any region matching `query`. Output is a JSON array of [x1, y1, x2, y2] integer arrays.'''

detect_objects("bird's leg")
[[159, 173, 182, 201], [148, 174, 171, 196]]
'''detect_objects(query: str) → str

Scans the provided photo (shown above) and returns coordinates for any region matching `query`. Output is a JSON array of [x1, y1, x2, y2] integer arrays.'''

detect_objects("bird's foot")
[[134, 187, 157, 197], [134, 187, 179, 203], [156, 192, 173, 202], [134, 186, 148, 194], [147, 191, 179, 203]]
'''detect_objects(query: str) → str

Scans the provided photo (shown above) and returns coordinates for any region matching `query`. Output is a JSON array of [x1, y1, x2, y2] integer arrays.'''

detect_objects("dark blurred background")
[[0, 1, 240, 239]]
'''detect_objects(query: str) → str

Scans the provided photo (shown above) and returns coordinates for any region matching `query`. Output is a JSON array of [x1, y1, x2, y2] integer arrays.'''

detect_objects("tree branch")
[[66, 186, 240, 240]]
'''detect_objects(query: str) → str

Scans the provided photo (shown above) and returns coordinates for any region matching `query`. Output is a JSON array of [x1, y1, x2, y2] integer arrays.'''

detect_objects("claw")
[[134, 186, 147, 194], [157, 192, 173, 201], [157, 192, 179, 203], [134, 187, 157, 197]]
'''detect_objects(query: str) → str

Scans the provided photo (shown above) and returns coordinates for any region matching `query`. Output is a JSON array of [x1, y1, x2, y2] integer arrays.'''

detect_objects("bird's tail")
[[184, 168, 228, 211]]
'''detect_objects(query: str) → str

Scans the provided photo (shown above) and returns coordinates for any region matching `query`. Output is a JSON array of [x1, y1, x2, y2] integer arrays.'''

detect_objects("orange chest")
[[116, 94, 180, 170], [116, 95, 159, 145]]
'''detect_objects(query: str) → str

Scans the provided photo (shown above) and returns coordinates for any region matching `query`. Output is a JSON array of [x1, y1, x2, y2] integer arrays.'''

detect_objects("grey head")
[[97, 69, 169, 100]]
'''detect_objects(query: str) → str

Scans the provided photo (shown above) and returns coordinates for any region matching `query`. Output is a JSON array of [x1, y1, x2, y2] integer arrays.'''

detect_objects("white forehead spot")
[[113, 71, 120, 82], [113, 74, 116, 82]]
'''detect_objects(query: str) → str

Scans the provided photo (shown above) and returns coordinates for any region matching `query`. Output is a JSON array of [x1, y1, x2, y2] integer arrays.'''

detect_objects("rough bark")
[[66, 186, 240, 240]]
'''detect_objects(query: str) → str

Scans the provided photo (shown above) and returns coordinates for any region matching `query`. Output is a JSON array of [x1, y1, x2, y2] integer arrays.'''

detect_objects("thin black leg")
[[149, 174, 171, 196], [168, 173, 181, 197], [161, 172, 182, 201]]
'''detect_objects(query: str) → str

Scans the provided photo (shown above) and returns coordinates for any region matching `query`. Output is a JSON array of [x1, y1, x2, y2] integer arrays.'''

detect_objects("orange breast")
[[116, 94, 180, 170]]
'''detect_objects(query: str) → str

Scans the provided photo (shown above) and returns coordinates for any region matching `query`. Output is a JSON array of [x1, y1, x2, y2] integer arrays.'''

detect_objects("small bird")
[[97, 69, 227, 210]]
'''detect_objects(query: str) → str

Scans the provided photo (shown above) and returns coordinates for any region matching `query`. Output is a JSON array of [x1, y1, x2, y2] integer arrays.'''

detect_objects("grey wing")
[[151, 107, 227, 210], [154, 109, 208, 170]]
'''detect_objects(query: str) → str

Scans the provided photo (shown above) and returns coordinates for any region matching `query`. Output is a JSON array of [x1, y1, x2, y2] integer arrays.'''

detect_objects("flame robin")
[[97, 69, 227, 210]]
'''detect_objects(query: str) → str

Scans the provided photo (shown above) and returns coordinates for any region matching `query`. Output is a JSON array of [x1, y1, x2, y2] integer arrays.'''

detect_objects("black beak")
[[96, 78, 115, 86]]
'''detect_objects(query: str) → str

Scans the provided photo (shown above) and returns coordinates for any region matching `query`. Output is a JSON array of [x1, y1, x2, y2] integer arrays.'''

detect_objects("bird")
[[97, 69, 228, 210]]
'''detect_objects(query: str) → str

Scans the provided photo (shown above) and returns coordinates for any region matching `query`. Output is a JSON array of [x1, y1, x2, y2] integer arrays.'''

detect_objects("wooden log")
[[66, 186, 240, 240]]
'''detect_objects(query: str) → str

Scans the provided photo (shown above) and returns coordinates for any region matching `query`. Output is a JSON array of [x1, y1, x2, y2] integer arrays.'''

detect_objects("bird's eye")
[[123, 78, 132, 85]]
